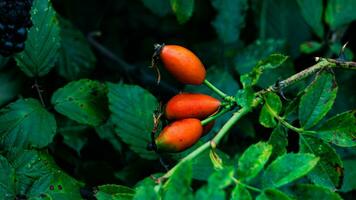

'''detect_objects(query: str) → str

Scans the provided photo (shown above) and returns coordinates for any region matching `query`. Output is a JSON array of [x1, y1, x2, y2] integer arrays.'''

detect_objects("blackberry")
[[0, 0, 33, 56]]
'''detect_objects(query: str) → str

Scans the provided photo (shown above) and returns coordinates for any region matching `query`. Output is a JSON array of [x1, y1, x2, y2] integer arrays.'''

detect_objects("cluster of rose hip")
[[151, 44, 223, 153]]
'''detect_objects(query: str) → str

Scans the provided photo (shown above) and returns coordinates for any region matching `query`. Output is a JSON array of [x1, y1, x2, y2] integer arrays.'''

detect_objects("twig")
[[32, 79, 45, 107]]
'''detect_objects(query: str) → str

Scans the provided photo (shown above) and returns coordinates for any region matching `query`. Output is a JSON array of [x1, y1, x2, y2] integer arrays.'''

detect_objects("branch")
[[160, 107, 250, 180]]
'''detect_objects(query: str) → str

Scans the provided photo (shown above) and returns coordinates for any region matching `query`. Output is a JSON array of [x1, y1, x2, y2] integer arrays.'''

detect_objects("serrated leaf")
[[195, 167, 234, 200], [262, 153, 319, 188], [170, 0, 194, 24], [141, 0, 171, 17], [191, 148, 231, 181], [96, 119, 123, 153], [0, 98, 56, 149], [52, 79, 109, 126], [231, 184, 252, 200], [164, 161, 193, 200], [299, 136, 343, 190], [316, 110, 356, 147], [133, 178, 160, 200], [341, 159, 356, 192], [56, 17, 96, 80], [240, 54, 289, 88], [0, 69, 22, 107], [300, 41, 323, 54], [237, 142, 272, 181], [211, 0, 247, 44], [58, 118, 89, 155], [27, 171, 83, 200], [15, 0, 60, 77], [6, 149, 56, 195], [299, 72, 338, 129], [289, 184, 342, 200], [0, 155, 16, 200], [256, 189, 292, 200], [259, 92, 282, 128], [235, 87, 255, 109], [325, 0, 356, 30], [95, 184, 135, 200], [268, 125, 288, 161], [297, 0, 324, 38], [107, 83, 158, 160]]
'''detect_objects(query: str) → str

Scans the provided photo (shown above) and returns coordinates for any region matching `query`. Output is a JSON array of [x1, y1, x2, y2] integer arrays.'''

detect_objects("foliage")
[[0, 0, 355, 199]]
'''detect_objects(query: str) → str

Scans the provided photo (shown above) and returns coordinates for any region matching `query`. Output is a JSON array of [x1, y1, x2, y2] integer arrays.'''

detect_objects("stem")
[[161, 107, 250, 180], [201, 107, 231, 126], [264, 99, 316, 134], [231, 177, 262, 193], [33, 79, 45, 107], [203, 79, 228, 99]]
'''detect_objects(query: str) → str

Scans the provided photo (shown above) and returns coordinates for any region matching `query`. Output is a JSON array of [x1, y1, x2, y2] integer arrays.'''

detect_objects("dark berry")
[[0, 0, 33, 56]]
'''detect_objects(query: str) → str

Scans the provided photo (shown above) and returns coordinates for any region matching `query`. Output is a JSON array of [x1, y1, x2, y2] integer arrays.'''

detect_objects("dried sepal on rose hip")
[[155, 118, 203, 152], [165, 93, 221, 120], [152, 44, 206, 85]]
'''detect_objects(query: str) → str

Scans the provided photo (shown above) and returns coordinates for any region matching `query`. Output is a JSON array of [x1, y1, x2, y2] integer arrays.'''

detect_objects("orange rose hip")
[[155, 118, 203, 152], [158, 44, 206, 85], [165, 93, 221, 120]]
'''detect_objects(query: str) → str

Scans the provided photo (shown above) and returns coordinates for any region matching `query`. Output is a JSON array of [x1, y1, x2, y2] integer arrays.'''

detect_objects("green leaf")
[[256, 189, 292, 200], [300, 41, 323, 54], [133, 178, 160, 200], [257, 0, 312, 57], [0, 155, 16, 200], [58, 118, 89, 155], [191, 148, 231, 181], [325, 0, 356, 30], [237, 142, 273, 181], [231, 184, 252, 200], [262, 153, 319, 188], [0, 69, 22, 107], [341, 159, 356, 192], [299, 72, 338, 129], [6, 149, 56, 195], [96, 119, 123, 153], [235, 87, 255, 110], [316, 110, 356, 147], [0, 98, 56, 149], [56, 17, 96, 80], [52, 79, 109, 126], [164, 161, 193, 200], [259, 92, 282, 128], [240, 54, 289, 88], [141, 0, 171, 17], [170, 0, 194, 24], [15, 0, 60, 77], [211, 0, 248, 44], [28, 171, 84, 200], [268, 125, 288, 161], [107, 83, 158, 160], [299, 136, 343, 190], [95, 184, 135, 200], [297, 0, 324, 38], [289, 184, 342, 200], [195, 167, 234, 200]]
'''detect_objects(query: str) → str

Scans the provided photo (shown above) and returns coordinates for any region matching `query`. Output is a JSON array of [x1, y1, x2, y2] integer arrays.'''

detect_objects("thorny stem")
[[159, 55, 356, 181], [203, 79, 228, 99], [33, 79, 45, 107]]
